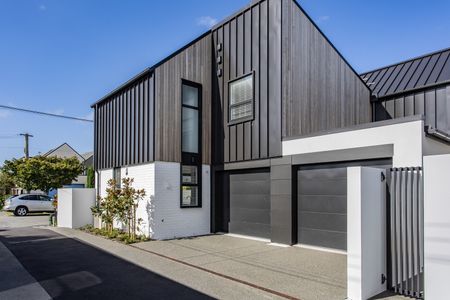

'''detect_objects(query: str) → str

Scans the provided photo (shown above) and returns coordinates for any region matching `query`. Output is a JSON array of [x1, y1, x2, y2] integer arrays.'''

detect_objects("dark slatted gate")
[[387, 167, 424, 299]]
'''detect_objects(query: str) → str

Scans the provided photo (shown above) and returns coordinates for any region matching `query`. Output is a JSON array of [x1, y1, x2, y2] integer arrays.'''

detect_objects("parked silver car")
[[3, 194, 55, 216]]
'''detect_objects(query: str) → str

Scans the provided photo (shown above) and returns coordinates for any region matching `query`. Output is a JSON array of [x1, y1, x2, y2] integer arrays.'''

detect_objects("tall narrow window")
[[181, 80, 201, 208], [113, 167, 121, 188], [229, 73, 254, 123]]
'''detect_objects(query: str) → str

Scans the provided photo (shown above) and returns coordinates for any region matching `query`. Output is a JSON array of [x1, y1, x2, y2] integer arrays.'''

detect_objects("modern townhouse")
[[91, 0, 450, 298]]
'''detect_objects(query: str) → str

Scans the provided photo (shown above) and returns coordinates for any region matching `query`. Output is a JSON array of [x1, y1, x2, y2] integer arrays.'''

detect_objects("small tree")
[[2, 156, 84, 193], [91, 179, 120, 233], [0, 171, 15, 197], [86, 166, 95, 188], [120, 178, 145, 240], [91, 177, 145, 241]]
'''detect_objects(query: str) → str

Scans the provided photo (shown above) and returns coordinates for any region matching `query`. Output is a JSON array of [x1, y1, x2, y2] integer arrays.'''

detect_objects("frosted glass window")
[[182, 84, 199, 107], [182, 107, 198, 153], [229, 74, 253, 122]]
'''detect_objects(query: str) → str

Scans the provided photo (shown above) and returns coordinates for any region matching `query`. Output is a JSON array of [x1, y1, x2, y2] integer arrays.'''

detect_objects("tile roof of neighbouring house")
[[360, 47, 450, 98]]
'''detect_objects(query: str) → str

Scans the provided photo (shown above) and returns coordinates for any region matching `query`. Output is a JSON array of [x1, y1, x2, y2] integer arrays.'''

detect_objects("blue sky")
[[0, 0, 449, 164]]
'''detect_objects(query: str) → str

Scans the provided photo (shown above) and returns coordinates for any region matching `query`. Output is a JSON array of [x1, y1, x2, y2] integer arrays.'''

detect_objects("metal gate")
[[387, 167, 424, 299]]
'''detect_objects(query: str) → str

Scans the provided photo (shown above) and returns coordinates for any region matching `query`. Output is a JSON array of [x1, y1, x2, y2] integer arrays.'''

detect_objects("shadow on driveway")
[[0, 227, 212, 299]]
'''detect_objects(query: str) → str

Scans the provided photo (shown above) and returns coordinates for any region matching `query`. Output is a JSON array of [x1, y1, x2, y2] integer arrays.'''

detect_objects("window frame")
[[228, 71, 255, 125], [180, 79, 202, 208], [180, 163, 202, 208], [113, 167, 121, 188]]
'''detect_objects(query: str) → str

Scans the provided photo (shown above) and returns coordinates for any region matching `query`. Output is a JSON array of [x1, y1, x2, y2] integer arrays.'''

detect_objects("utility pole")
[[19, 133, 33, 159]]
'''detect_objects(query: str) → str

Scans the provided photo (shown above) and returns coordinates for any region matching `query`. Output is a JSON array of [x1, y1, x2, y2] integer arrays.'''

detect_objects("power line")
[[0, 104, 93, 123]]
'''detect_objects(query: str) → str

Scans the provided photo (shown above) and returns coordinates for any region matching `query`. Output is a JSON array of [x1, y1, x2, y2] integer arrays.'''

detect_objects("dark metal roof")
[[361, 47, 450, 98]]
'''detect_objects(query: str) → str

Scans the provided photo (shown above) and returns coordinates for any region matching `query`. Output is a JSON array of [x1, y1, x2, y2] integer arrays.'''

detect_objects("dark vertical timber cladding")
[[93, 72, 155, 170], [223, 24, 230, 163], [236, 15, 244, 161], [154, 35, 211, 164], [251, 5, 260, 160], [259, 0, 269, 158], [212, 0, 281, 163], [375, 83, 450, 135], [281, 0, 371, 138], [229, 19, 237, 162], [268, 0, 281, 157]]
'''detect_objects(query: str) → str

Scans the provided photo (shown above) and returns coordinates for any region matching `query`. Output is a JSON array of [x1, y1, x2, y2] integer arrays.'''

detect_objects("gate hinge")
[[381, 173, 386, 182], [381, 273, 386, 284]]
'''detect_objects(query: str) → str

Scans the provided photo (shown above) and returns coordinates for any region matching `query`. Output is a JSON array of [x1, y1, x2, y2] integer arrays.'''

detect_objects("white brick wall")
[[152, 162, 211, 240], [95, 162, 210, 240], [121, 163, 155, 237], [96, 169, 113, 199]]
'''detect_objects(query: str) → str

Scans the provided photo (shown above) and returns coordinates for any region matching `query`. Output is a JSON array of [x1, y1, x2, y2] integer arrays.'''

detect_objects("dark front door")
[[228, 170, 271, 239]]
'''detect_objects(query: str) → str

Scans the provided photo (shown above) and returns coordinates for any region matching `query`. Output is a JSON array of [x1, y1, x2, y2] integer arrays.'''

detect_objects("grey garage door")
[[229, 171, 270, 239], [297, 167, 347, 250]]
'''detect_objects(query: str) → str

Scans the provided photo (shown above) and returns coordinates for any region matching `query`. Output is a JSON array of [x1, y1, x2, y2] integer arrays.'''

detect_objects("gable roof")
[[360, 47, 450, 99], [43, 142, 85, 162]]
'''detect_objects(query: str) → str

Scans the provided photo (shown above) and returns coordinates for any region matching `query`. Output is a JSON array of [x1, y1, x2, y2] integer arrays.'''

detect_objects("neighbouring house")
[[11, 143, 93, 195], [91, 0, 450, 298]]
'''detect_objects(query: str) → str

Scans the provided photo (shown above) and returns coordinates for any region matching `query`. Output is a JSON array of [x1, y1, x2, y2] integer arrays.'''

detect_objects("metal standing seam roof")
[[360, 47, 450, 98]]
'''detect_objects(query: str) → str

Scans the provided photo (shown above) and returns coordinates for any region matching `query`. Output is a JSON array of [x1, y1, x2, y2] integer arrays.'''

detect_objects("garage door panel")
[[230, 194, 270, 210], [299, 228, 346, 250], [299, 195, 346, 214], [298, 179, 347, 196], [230, 180, 270, 195], [297, 166, 347, 251], [298, 168, 347, 180], [230, 207, 271, 224], [229, 221, 271, 239], [229, 171, 270, 239], [299, 212, 347, 232]]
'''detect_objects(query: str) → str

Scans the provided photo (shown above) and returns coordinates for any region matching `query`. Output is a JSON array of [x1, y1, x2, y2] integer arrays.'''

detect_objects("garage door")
[[297, 167, 347, 250], [229, 171, 270, 239]]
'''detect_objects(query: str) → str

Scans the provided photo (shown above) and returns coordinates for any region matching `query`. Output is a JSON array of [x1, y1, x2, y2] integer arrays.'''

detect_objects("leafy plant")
[[0, 171, 15, 198], [1, 156, 84, 193], [91, 179, 120, 234], [91, 177, 146, 242], [86, 166, 95, 188]]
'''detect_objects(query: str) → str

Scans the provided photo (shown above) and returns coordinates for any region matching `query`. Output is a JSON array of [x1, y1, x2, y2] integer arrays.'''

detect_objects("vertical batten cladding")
[[153, 34, 212, 164], [281, 0, 371, 138], [212, 0, 282, 164], [376, 84, 450, 135], [94, 72, 155, 170]]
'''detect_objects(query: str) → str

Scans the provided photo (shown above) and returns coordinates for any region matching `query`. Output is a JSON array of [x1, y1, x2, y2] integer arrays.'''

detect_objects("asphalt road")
[[0, 213, 211, 299]]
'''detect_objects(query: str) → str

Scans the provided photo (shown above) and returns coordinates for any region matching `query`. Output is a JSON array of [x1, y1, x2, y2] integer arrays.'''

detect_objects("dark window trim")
[[113, 167, 121, 188], [228, 71, 255, 125], [180, 79, 202, 208], [180, 163, 202, 208]]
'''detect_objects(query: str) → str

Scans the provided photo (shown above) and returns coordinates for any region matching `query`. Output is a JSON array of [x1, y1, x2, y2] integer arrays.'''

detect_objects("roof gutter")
[[425, 126, 450, 144]]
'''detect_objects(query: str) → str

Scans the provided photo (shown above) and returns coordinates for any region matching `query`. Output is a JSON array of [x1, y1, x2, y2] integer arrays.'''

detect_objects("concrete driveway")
[[0, 211, 50, 228], [135, 234, 347, 300]]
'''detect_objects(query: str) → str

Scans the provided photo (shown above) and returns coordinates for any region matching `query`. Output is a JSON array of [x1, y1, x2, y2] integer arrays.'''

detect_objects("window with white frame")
[[229, 74, 254, 123]]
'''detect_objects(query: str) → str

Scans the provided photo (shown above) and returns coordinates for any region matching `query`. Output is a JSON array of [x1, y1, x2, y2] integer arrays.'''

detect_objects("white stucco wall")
[[347, 167, 386, 300], [283, 119, 424, 167], [57, 188, 96, 229], [423, 154, 450, 300]]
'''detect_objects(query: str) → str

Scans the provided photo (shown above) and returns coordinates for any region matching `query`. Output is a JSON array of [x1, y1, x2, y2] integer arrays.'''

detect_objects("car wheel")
[[14, 206, 28, 217]]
